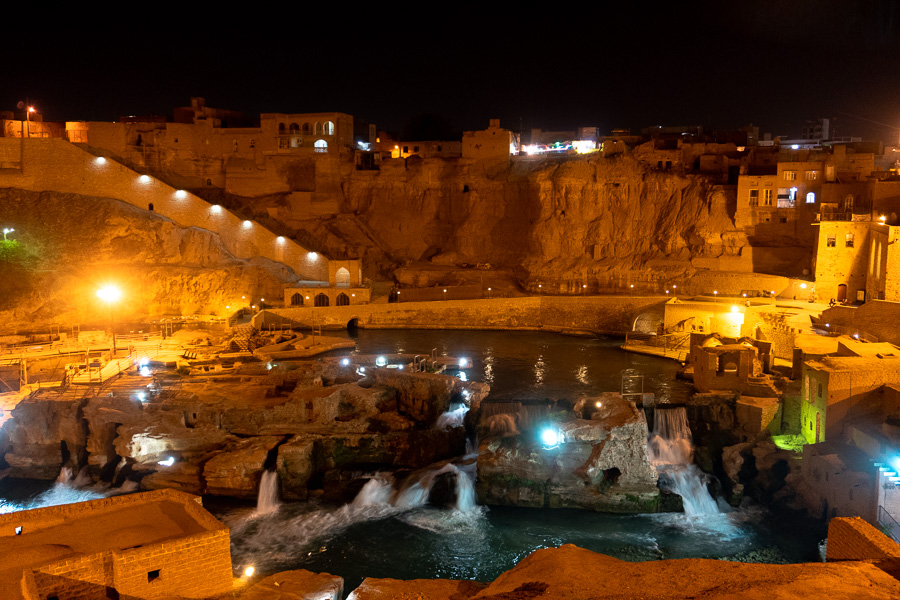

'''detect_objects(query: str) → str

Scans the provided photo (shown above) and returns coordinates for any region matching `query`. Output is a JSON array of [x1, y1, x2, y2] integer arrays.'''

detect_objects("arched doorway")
[[290, 293, 303, 306], [336, 293, 350, 306], [837, 284, 847, 304], [632, 312, 662, 334], [314, 293, 329, 307], [335, 267, 350, 287]]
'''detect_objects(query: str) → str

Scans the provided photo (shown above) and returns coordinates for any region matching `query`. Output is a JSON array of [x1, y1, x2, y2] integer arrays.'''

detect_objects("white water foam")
[[256, 470, 281, 515]]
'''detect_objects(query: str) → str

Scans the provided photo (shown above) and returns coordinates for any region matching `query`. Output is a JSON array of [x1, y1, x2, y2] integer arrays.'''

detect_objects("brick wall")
[[827, 516, 900, 561]]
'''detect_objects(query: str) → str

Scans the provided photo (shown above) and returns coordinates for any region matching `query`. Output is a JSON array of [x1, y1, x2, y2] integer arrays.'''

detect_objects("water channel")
[[0, 329, 825, 595]]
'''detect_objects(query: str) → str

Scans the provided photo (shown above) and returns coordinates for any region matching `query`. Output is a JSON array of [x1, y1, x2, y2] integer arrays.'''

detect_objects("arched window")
[[843, 195, 854, 211], [336, 293, 350, 306], [335, 267, 350, 287], [324, 121, 335, 135], [806, 192, 815, 204], [314, 122, 322, 135], [278, 123, 286, 133], [314, 293, 329, 307], [817, 382, 823, 398], [290, 293, 303, 306], [302, 123, 311, 135], [289, 123, 299, 134], [314, 139, 328, 153]]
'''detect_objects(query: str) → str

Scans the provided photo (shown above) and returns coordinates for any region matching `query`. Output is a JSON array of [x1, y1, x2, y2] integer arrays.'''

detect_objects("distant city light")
[[341, 358, 350, 366], [791, 144, 799, 150], [376, 356, 387, 367]]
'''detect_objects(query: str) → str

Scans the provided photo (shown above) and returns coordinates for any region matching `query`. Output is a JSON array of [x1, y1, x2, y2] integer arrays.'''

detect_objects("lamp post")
[[96, 285, 122, 352], [2, 227, 13, 240]]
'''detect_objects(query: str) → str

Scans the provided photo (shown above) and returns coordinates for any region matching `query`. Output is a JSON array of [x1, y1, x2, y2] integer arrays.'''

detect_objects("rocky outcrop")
[[3, 397, 89, 479], [3, 362, 476, 500], [476, 393, 659, 512], [239, 569, 344, 600], [346, 544, 900, 600], [203, 436, 283, 498]]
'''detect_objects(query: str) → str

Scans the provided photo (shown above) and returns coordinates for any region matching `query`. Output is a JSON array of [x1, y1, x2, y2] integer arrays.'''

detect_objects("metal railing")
[[878, 505, 900, 544]]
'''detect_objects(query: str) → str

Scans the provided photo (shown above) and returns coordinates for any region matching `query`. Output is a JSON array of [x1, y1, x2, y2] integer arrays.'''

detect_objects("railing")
[[878, 505, 900, 544], [818, 210, 853, 222], [623, 332, 691, 360]]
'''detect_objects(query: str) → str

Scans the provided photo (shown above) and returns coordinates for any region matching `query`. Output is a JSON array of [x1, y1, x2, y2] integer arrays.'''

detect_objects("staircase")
[[229, 324, 255, 352]]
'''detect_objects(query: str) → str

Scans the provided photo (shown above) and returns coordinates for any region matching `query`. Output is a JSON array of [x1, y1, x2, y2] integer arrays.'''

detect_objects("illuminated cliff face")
[[0, 189, 294, 331], [341, 155, 742, 288]]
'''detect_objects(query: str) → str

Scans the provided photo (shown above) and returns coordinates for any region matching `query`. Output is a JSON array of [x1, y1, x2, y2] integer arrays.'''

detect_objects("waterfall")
[[351, 474, 395, 508], [256, 470, 281, 515], [436, 404, 469, 429], [649, 407, 719, 517], [454, 464, 477, 513], [56, 466, 74, 484]]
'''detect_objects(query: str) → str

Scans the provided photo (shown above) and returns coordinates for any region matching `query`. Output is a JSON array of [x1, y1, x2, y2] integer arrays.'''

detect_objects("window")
[[249, 139, 255, 149], [749, 189, 759, 206], [806, 170, 818, 180], [314, 122, 322, 135], [827, 234, 836, 247], [279, 137, 289, 149], [784, 170, 797, 181], [845, 233, 854, 248], [148, 569, 161, 583], [817, 383, 823, 398], [314, 293, 329, 307], [314, 139, 328, 153], [290, 293, 302, 306], [806, 192, 815, 203], [289, 123, 299, 134], [413, 146, 420, 153], [843, 195, 854, 211], [780, 217, 787, 223], [278, 123, 285, 133], [763, 189, 773, 206], [403, 146, 409, 154], [336, 293, 350, 306], [324, 121, 334, 135], [777, 188, 795, 208], [302, 123, 311, 135]]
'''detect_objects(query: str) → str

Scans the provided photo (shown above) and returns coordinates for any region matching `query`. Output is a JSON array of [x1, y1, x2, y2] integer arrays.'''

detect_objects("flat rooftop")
[[0, 489, 225, 598]]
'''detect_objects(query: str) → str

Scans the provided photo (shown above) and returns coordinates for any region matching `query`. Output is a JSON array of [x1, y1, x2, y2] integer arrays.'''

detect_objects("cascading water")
[[648, 407, 719, 517], [256, 470, 281, 515], [56, 466, 74, 484], [435, 404, 469, 429]]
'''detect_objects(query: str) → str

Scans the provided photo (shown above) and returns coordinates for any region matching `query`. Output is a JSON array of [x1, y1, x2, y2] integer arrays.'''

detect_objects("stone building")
[[0, 489, 233, 600], [282, 259, 371, 307], [801, 339, 900, 445], [462, 119, 519, 160]]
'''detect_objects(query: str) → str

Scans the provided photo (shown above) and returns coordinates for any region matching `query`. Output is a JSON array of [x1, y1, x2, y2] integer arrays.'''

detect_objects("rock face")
[[2, 360, 477, 500], [0, 188, 295, 331], [345, 544, 900, 600], [476, 393, 659, 512], [239, 569, 343, 600]]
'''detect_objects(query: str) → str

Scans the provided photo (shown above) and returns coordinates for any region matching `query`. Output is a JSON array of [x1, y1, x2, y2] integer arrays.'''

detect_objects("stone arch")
[[290, 293, 303, 306], [278, 123, 286, 133], [289, 123, 299, 133], [314, 122, 322, 135], [336, 293, 350, 306], [347, 317, 359, 330], [324, 121, 335, 135], [314, 293, 329, 307], [302, 122, 311, 135], [335, 267, 350, 287], [314, 139, 328, 153], [632, 312, 662, 334]]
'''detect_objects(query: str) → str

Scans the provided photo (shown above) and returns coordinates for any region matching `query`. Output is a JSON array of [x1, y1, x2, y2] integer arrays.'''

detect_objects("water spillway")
[[256, 470, 281, 515], [649, 406, 719, 517]]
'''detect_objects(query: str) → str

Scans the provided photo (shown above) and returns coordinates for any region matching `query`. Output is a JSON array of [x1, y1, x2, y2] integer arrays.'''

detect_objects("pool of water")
[[0, 329, 825, 596]]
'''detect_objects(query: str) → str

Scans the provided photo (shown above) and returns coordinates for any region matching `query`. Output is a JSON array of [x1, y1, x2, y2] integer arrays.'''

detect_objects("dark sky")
[[4, 1, 900, 141]]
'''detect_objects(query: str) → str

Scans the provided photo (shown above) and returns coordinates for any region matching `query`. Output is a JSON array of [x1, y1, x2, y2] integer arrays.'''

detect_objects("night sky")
[[4, 1, 899, 141]]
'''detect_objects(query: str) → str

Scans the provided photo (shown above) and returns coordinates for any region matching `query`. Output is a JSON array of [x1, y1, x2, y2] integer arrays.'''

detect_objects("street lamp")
[[2, 227, 13, 240], [97, 285, 122, 350]]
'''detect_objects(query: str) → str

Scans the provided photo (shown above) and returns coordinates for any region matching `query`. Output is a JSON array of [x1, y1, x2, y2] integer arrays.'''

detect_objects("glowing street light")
[[97, 286, 122, 349], [2, 227, 14, 240]]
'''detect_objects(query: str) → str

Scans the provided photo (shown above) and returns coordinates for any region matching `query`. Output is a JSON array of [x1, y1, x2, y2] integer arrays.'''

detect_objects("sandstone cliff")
[[0, 188, 295, 332]]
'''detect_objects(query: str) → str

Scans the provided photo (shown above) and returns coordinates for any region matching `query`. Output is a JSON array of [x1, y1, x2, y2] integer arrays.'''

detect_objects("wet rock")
[[203, 436, 283, 498], [477, 394, 659, 513], [276, 436, 319, 501], [373, 370, 455, 425], [3, 397, 89, 478]]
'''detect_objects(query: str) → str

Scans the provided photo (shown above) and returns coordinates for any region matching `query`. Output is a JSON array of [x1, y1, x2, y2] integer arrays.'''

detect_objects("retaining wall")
[[0, 138, 327, 280]]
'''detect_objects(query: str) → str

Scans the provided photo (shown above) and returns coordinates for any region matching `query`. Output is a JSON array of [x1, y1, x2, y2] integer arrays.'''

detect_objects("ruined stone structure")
[[0, 489, 232, 600]]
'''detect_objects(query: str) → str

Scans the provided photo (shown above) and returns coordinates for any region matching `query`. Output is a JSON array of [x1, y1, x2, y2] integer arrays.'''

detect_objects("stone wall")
[[819, 301, 900, 346], [258, 296, 669, 335]]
